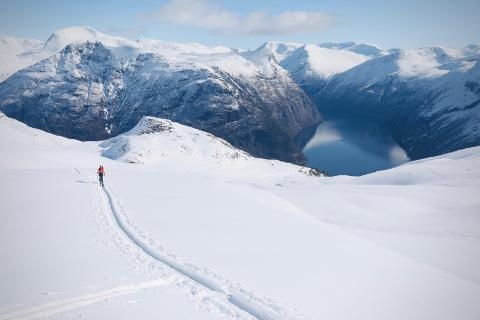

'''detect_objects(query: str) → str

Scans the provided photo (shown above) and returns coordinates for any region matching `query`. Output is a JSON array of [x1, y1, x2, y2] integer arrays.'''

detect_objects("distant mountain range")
[[1, 26, 479, 162]]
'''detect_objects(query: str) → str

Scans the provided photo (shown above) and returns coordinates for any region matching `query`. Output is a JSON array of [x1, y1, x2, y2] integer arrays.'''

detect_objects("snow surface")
[[336, 45, 480, 88], [1, 113, 480, 320], [319, 41, 388, 58], [0, 35, 43, 82], [281, 44, 371, 79]]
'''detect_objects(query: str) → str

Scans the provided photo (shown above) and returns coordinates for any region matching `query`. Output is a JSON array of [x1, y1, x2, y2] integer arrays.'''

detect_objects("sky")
[[1, 0, 479, 50]]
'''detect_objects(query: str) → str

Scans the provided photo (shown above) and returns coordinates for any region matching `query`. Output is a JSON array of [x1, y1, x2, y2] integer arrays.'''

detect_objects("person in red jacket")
[[97, 165, 105, 187]]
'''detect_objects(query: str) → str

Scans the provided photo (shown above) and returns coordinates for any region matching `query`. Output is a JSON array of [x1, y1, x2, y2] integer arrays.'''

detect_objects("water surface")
[[303, 121, 409, 176]]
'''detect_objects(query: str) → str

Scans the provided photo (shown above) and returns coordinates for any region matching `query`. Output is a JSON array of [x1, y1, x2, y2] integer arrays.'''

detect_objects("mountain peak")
[[132, 117, 174, 136], [243, 41, 302, 64], [319, 41, 386, 57], [43, 26, 143, 61], [46, 26, 103, 44], [101, 116, 250, 165]]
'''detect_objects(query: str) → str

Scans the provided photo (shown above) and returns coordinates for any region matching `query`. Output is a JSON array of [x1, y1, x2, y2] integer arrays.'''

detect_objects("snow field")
[[1, 114, 480, 319]]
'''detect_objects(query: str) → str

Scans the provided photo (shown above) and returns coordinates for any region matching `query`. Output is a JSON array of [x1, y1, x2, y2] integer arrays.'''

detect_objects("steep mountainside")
[[308, 47, 480, 159], [0, 28, 320, 163]]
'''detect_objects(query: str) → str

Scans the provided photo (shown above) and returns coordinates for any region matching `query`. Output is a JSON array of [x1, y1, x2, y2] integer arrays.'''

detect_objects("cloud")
[[151, 0, 333, 35], [153, 0, 239, 30], [242, 11, 332, 35]]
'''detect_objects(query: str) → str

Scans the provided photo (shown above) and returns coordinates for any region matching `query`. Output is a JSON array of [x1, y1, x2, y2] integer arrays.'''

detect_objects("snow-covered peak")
[[0, 36, 44, 82], [100, 116, 250, 165], [0, 35, 43, 57], [0, 27, 144, 82], [43, 26, 104, 53], [281, 44, 370, 80], [242, 41, 303, 64], [46, 26, 102, 44], [42, 26, 144, 60], [99, 116, 322, 177], [319, 41, 387, 57], [335, 46, 480, 87], [137, 38, 232, 56]]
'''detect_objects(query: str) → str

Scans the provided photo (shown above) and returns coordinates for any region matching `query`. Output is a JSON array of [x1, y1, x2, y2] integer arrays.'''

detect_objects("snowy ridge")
[[319, 41, 388, 57], [0, 27, 143, 82], [99, 116, 320, 178], [101, 117, 250, 165], [241, 41, 303, 65], [280, 44, 370, 81], [138, 38, 232, 56], [332, 45, 480, 86], [0, 35, 43, 57], [0, 35, 44, 82]]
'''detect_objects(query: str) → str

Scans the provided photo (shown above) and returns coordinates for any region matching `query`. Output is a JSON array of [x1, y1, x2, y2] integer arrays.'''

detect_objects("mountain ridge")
[[1, 26, 479, 163]]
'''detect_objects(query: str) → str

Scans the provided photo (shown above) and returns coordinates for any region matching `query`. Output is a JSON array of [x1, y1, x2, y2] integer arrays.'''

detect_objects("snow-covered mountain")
[[309, 46, 480, 159], [1, 112, 480, 319], [100, 116, 251, 165], [240, 40, 480, 160], [0, 35, 44, 82], [280, 44, 371, 81], [1, 26, 479, 163], [0, 27, 320, 163], [318, 41, 388, 57]]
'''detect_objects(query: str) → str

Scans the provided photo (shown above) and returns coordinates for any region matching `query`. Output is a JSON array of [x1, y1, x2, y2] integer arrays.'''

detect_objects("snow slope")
[[241, 41, 376, 81], [319, 41, 388, 58], [1, 113, 480, 320], [0, 35, 43, 82], [280, 44, 370, 81]]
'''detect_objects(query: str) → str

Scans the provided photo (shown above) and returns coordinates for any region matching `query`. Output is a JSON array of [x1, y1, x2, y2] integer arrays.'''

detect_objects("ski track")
[[0, 172, 305, 320], [0, 280, 166, 320], [101, 181, 306, 320]]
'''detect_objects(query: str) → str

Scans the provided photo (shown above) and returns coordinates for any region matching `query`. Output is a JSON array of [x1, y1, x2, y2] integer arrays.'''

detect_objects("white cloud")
[[153, 0, 239, 30], [151, 0, 333, 35]]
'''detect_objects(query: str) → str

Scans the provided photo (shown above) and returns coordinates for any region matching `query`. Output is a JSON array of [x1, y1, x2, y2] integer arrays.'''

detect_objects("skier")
[[97, 165, 105, 187]]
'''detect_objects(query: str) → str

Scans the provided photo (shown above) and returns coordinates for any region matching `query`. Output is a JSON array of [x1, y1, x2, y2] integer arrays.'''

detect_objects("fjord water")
[[303, 121, 410, 176]]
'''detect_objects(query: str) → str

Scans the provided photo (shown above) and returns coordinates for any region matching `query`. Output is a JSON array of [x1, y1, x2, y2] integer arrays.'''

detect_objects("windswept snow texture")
[[1, 113, 480, 320]]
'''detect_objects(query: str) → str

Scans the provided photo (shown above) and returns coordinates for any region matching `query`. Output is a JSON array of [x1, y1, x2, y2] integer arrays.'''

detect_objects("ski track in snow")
[[0, 280, 166, 320], [100, 181, 306, 320], [0, 173, 305, 320]]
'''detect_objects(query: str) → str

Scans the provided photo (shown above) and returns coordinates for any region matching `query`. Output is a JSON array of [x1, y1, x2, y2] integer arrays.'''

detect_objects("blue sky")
[[1, 0, 479, 49]]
